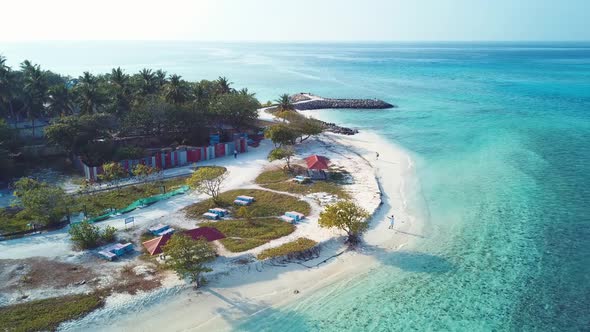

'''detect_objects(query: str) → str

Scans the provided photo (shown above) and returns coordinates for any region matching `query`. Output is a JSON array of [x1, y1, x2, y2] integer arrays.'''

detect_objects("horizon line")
[[1, 39, 590, 44]]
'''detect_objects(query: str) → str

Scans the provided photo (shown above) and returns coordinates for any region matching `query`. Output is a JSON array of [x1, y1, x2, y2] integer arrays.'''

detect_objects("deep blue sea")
[[2, 42, 589, 331]]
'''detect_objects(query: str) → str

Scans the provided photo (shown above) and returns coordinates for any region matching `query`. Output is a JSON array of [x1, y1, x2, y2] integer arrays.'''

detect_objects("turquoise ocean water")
[[2, 42, 589, 331]]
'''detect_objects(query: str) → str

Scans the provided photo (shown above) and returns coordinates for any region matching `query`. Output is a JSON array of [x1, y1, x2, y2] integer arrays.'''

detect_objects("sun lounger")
[[285, 211, 305, 221], [208, 208, 228, 217], [203, 212, 220, 220], [98, 242, 133, 261], [157, 228, 175, 236], [98, 250, 117, 261], [149, 224, 169, 235], [280, 215, 295, 223], [236, 195, 255, 203], [293, 175, 311, 184], [234, 199, 251, 206]]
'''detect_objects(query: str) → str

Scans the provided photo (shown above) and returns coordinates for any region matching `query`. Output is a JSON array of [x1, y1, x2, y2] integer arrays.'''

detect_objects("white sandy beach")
[[56, 122, 425, 331]]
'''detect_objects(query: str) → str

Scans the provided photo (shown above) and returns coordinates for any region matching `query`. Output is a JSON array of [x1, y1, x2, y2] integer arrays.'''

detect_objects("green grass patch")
[[0, 293, 104, 332], [184, 189, 311, 219], [71, 175, 192, 217], [257, 238, 318, 260], [0, 209, 30, 234], [201, 217, 295, 252], [255, 167, 350, 199]]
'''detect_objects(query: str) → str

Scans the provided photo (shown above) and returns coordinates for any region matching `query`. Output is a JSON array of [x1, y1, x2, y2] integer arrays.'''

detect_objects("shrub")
[[257, 238, 318, 260], [102, 226, 117, 243], [69, 221, 102, 249]]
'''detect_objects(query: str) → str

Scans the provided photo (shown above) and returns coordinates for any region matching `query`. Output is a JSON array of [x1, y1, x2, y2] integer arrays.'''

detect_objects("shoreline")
[[60, 127, 426, 331]]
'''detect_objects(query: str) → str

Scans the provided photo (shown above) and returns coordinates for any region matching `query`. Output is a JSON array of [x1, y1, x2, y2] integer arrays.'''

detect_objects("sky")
[[0, 0, 588, 42]]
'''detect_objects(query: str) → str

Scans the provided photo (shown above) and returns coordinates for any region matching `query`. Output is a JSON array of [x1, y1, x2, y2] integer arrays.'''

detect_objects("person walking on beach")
[[234, 149, 238, 159], [387, 214, 395, 229]]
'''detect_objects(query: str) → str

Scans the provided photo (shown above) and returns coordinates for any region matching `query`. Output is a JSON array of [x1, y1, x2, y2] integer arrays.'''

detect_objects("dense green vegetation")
[[257, 238, 318, 260], [201, 218, 295, 252], [255, 167, 350, 198], [183, 188, 311, 219], [0, 175, 189, 234], [0, 293, 104, 332], [0, 55, 260, 170]]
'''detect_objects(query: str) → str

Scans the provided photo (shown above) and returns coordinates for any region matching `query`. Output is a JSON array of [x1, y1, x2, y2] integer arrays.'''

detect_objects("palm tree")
[[21, 61, 48, 136], [109, 67, 131, 115], [138, 68, 157, 96], [238, 88, 256, 97], [110, 67, 128, 88], [0, 56, 16, 124], [47, 84, 74, 116], [75, 72, 103, 114], [164, 74, 187, 105], [215, 76, 233, 95], [155, 69, 167, 91], [275, 93, 294, 111]]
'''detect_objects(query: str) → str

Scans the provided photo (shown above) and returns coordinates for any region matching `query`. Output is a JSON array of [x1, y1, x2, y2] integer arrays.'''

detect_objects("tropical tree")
[[132, 163, 157, 180], [164, 74, 188, 104], [47, 84, 74, 116], [318, 201, 370, 246], [163, 233, 217, 288], [100, 162, 128, 185], [265, 123, 299, 147], [137, 68, 157, 96], [275, 93, 294, 111], [108, 67, 131, 115], [268, 146, 295, 171], [0, 56, 17, 122], [75, 72, 104, 114], [154, 69, 167, 92], [186, 167, 227, 203], [210, 93, 259, 132], [215, 76, 233, 95], [12, 178, 70, 226], [21, 61, 48, 136]]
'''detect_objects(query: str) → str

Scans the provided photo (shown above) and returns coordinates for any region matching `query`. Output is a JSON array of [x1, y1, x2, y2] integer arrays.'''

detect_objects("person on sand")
[[387, 214, 395, 229], [376, 152, 380, 160], [234, 149, 238, 159]]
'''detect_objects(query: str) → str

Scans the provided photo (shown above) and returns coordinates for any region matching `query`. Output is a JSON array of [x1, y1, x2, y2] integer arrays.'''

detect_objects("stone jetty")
[[291, 93, 395, 110]]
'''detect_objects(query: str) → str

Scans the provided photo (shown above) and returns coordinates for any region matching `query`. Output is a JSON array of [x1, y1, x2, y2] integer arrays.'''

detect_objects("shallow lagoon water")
[[1, 42, 589, 331]]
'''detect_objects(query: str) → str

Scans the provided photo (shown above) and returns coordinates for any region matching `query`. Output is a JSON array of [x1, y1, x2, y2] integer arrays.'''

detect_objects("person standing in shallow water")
[[234, 149, 238, 158]]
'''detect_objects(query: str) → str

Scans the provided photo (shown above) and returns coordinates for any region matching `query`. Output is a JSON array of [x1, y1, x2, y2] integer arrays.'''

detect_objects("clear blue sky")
[[1, 0, 588, 41]]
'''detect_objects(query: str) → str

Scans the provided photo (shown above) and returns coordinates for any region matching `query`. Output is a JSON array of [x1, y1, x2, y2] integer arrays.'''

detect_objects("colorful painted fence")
[[79, 137, 248, 181]]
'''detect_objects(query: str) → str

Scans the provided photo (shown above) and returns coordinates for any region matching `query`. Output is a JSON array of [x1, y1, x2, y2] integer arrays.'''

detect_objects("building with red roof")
[[305, 155, 330, 179], [142, 227, 225, 256]]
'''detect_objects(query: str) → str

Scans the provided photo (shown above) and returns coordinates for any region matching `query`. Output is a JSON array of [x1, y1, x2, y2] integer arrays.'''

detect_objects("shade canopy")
[[305, 155, 329, 170]]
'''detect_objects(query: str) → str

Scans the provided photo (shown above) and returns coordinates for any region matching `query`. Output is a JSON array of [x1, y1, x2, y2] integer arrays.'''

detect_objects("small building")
[[305, 155, 330, 180], [142, 227, 225, 256]]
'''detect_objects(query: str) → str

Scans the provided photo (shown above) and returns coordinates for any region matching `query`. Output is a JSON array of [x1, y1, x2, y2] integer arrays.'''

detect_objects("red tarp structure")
[[305, 155, 330, 170], [142, 227, 225, 256]]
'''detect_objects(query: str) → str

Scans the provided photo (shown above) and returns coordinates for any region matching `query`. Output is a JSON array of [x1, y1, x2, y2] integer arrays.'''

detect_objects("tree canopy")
[[12, 178, 70, 226], [268, 146, 295, 171], [318, 201, 370, 246], [186, 167, 228, 203], [163, 233, 217, 288]]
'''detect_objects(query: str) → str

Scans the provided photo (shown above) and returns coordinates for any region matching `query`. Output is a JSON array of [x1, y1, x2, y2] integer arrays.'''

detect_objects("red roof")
[[184, 227, 225, 242], [305, 155, 329, 170], [142, 227, 225, 256]]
